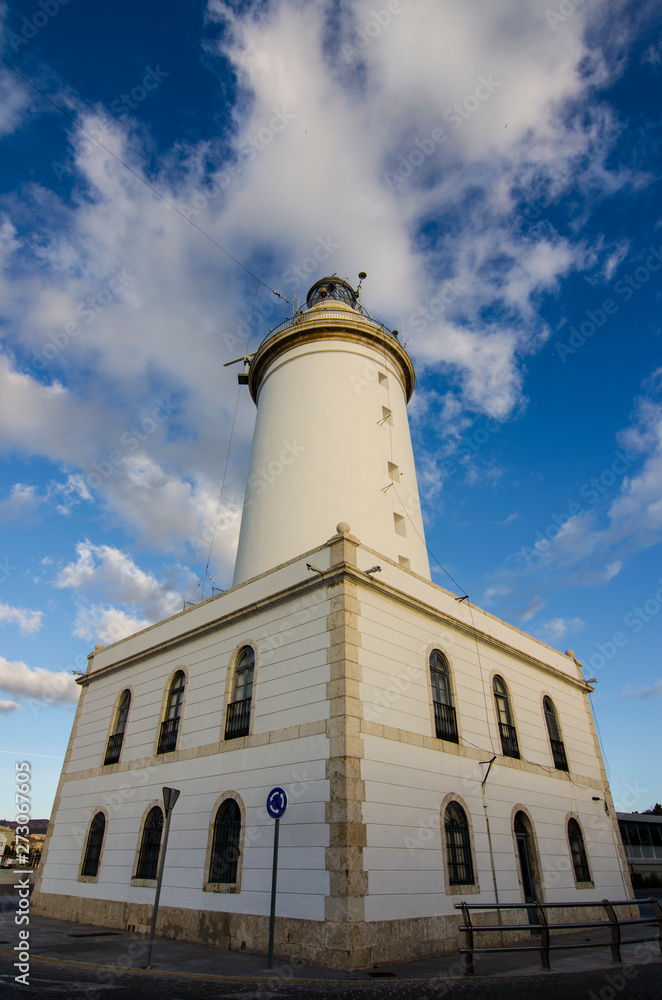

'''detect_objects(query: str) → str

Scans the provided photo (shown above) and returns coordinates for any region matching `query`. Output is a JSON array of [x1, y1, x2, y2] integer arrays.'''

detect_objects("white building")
[[617, 813, 662, 879], [34, 277, 632, 969]]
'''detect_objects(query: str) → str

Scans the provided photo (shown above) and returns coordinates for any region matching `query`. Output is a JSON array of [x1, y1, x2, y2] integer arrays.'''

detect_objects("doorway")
[[514, 811, 540, 934]]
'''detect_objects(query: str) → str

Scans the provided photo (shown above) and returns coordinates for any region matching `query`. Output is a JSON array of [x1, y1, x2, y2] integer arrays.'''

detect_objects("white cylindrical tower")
[[232, 278, 430, 585]]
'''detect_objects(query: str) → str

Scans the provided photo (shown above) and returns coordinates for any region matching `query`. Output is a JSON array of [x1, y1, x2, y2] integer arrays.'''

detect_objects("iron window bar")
[[157, 716, 180, 754], [225, 698, 252, 740], [433, 701, 459, 743], [209, 801, 241, 883], [103, 732, 124, 765], [550, 738, 569, 771], [568, 819, 592, 882], [456, 897, 662, 975], [80, 813, 105, 877], [498, 721, 520, 758], [135, 809, 163, 880], [445, 805, 475, 885]]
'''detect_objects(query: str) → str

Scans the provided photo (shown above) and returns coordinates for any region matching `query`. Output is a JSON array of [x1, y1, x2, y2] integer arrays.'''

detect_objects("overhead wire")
[[189, 280, 260, 602]]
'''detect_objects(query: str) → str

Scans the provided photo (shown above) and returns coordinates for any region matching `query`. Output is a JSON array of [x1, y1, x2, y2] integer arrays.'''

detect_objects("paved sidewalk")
[[0, 912, 659, 982], [0, 873, 659, 983]]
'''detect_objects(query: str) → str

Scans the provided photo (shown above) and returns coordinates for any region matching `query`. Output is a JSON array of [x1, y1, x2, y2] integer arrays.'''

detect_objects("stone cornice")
[[81, 560, 590, 695], [343, 566, 592, 693], [78, 571, 337, 685], [249, 311, 416, 402]]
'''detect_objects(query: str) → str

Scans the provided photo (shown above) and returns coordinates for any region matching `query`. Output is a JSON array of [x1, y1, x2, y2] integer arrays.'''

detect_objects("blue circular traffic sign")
[[266, 786, 287, 819]]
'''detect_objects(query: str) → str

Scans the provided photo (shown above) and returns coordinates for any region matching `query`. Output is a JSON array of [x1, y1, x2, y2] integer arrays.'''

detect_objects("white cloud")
[[72, 603, 150, 645], [0, 483, 41, 522], [0, 5, 33, 138], [49, 474, 94, 515], [55, 540, 192, 621], [0, 656, 79, 704], [518, 595, 546, 623], [622, 680, 662, 699], [538, 616, 585, 643], [493, 513, 520, 525], [484, 584, 510, 603], [0, 0, 654, 590], [489, 371, 662, 595], [0, 600, 42, 635], [602, 239, 630, 280], [0, 475, 94, 522], [642, 42, 662, 65], [0, 699, 20, 712]]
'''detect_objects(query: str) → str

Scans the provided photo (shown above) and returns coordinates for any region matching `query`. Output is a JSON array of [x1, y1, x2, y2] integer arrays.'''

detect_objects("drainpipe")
[[481, 756, 503, 944]]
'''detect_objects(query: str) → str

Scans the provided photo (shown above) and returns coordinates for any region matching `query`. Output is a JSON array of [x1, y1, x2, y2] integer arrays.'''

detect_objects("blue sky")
[[0, 0, 661, 819]]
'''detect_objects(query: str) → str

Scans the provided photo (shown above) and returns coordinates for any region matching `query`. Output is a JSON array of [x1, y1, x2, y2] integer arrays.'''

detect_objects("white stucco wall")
[[233, 317, 429, 584], [40, 741, 330, 921], [39, 537, 628, 934], [355, 576, 628, 921], [42, 570, 334, 921]]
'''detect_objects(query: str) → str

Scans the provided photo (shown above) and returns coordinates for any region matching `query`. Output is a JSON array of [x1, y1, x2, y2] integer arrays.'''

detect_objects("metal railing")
[[550, 737, 569, 771], [263, 306, 399, 344], [456, 898, 662, 975], [225, 698, 251, 739], [498, 721, 520, 758], [103, 732, 124, 765], [433, 702, 458, 742], [157, 717, 179, 754]]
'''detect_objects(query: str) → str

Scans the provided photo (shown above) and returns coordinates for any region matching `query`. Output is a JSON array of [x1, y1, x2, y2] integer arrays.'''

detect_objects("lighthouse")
[[233, 276, 429, 584], [34, 275, 632, 972]]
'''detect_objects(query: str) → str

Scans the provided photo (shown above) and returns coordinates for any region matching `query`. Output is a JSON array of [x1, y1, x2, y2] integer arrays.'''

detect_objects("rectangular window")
[[381, 406, 392, 425], [394, 513, 406, 536], [378, 372, 388, 386], [398, 556, 411, 569], [388, 461, 400, 482]]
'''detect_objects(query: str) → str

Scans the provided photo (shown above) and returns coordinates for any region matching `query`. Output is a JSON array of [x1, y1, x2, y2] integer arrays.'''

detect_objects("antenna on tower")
[[224, 352, 255, 385]]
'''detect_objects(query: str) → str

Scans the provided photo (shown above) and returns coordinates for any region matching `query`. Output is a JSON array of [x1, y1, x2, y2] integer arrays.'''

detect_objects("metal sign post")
[[266, 786, 287, 969], [144, 786, 180, 968]]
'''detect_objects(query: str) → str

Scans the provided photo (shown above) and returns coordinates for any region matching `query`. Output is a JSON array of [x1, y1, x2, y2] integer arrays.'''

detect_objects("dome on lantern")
[[306, 277, 357, 310]]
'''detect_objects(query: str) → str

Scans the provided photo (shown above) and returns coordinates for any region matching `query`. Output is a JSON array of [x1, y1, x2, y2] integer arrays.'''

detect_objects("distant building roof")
[[617, 812, 662, 824]]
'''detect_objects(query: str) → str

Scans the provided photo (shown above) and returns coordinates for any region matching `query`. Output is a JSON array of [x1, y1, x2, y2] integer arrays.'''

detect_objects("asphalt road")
[[1, 955, 661, 999]]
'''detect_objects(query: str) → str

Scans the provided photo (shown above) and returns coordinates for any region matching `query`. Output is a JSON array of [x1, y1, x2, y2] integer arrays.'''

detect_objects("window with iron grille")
[[104, 689, 131, 765], [80, 812, 106, 877], [543, 696, 569, 771], [209, 799, 242, 883], [225, 647, 254, 740], [158, 671, 185, 754], [430, 650, 458, 742], [135, 806, 163, 879], [493, 676, 520, 758], [568, 818, 591, 882], [444, 802, 474, 885]]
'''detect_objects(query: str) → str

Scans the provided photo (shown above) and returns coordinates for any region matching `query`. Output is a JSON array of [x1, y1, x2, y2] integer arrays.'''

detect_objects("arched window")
[[493, 676, 520, 758], [158, 671, 185, 754], [568, 818, 591, 883], [225, 647, 255, 740], [209, 799, 242, 884], [543, 696, 568, 771], [135, 806, 163, 879], [430, 650, 458, 742], [444, 802, 474, 885], [80, 812, 105, 877], [104, 690, 131, 765], [514, 810, 539, 903]]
